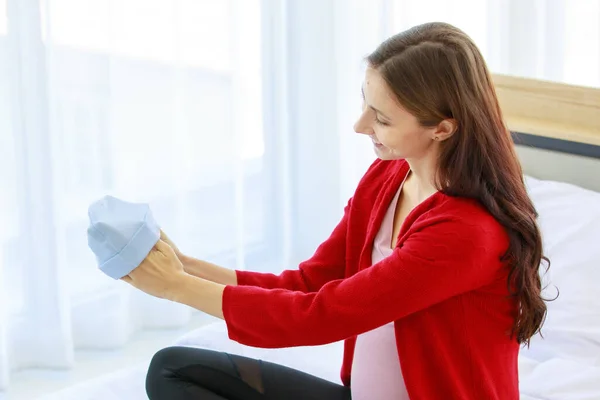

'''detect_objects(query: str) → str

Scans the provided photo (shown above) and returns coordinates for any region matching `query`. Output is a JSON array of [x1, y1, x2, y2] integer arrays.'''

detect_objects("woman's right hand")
[[160, 230, 237, 286]]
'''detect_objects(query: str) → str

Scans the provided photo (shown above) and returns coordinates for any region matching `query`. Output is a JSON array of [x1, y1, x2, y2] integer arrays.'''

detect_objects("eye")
[[374, 116, 389, 126]]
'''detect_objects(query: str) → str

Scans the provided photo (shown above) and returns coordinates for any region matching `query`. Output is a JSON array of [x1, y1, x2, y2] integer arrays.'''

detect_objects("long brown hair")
[[367, 22, 549, 345]]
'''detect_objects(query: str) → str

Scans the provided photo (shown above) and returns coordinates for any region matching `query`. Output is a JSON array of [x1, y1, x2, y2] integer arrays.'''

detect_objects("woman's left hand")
[[121, 239, 187, 301]]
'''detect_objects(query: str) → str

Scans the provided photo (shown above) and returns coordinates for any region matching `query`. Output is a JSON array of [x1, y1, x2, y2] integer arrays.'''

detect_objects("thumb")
[[160, 230, 180, 253], [160, 230, 170, 242]]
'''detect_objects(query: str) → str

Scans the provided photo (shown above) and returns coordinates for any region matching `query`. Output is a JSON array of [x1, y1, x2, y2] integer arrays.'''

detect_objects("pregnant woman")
[[122, 22, 548, 400]]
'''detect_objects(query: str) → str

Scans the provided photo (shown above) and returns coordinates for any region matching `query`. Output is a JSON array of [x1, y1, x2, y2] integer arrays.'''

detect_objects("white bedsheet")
[[38, 321, 600, 400]]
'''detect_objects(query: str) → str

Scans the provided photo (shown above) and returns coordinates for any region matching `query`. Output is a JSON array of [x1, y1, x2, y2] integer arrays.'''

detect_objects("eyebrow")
[[361, 87, 391, 121]]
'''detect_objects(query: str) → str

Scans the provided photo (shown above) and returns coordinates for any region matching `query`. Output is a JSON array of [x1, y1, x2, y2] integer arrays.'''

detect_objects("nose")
[[354, 110, 374, 136]]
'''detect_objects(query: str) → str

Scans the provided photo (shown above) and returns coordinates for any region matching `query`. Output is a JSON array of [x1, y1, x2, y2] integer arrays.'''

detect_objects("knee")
[[146, 346, 186, 399]]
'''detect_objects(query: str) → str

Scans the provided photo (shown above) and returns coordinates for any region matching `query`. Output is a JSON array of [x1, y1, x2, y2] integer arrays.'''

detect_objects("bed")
[[38, 76, 600, 399]]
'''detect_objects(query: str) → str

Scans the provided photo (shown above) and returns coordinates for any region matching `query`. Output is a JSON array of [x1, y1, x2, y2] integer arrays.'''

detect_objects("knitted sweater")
[[223, 159, 519, 399]]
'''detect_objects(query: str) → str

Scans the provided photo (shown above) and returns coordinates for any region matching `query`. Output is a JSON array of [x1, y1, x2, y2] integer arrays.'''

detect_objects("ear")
[[432, 119, 457, 142]]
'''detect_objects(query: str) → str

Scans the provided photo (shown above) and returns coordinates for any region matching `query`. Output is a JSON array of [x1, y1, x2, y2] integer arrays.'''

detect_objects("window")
[[390, 0, 600, 89], [391, 0, 490, 57], [0, 0, 24, 317], [562, 0, 600, 88], [0, 1, 282, 375], [7, 0, 270, 304], [0, 0, 6, 35]]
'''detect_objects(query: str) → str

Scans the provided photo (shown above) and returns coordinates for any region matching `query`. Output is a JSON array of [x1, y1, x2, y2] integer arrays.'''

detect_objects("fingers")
[[121, 275, 133, 284], [160, 230, 169, 241], [155, 239, 176, 258], [159, 230, 180, 253]]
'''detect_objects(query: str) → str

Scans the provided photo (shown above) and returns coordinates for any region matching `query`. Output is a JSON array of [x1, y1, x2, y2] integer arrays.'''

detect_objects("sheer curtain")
[[1, 0, 599, 393], [0, 0, 297, 391], [387, 0, 600, 88]]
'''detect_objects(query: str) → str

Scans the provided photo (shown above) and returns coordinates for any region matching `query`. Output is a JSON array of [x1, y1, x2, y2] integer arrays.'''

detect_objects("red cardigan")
[[223, 159, 520, 399]]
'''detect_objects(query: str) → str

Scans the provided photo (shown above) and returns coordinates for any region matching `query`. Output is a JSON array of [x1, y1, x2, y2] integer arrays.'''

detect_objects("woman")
[[122, 22, 548, 399]]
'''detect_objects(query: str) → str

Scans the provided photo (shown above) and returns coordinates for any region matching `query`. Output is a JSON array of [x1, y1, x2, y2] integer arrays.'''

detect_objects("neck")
[[405, 156, 439, 201]]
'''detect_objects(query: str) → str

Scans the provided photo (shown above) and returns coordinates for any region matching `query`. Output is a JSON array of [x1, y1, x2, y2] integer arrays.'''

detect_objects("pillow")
[[521, 175, 600, 367]]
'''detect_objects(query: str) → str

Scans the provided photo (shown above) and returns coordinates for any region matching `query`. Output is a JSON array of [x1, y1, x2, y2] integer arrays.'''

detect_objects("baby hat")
[[87, 195, 160, 279]]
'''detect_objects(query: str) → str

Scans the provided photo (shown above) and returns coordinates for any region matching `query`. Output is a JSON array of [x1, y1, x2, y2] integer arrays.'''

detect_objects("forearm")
[[182, 256, 238, 286], [172, 273, 225, 319]]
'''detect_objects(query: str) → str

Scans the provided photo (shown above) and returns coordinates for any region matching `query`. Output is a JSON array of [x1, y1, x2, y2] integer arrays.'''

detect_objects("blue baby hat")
[[87, 195, 160, 279]]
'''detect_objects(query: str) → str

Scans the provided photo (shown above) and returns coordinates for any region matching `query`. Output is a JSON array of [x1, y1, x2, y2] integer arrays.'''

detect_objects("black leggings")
[[146, 346, 351, 400]]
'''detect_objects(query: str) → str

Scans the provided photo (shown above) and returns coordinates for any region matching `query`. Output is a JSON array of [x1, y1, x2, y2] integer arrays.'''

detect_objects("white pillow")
[[521, 175, 600, 366]]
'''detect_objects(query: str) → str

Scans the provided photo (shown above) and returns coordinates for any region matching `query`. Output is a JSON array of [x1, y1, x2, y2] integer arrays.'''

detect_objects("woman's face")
[[354, 68, 437, 161]]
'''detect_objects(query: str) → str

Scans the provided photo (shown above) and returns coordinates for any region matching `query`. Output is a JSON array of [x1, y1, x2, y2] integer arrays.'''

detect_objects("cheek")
[[377, 125, 431, 154], [374, 124, 395, 137], [376, 126, 411, 147]]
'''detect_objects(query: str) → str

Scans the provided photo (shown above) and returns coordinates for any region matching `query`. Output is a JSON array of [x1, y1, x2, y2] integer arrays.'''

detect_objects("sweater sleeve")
[[234, 199, 352, 292], [222, 215, 508, 348]]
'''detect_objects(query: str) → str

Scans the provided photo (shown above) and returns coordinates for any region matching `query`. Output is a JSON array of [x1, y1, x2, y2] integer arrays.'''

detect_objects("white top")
[[351, 181, 410, 400]]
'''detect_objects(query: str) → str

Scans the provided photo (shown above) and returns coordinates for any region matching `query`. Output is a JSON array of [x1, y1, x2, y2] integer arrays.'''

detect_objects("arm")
[[235, 199, 351, 292], [182, 257, 238, 286], [220, 216, 509, 348], [161, 231, 237, 286], [180, 199, 352, 292]]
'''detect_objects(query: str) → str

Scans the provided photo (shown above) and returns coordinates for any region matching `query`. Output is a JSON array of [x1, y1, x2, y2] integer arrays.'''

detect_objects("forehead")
[[364, 68, 395, 103]]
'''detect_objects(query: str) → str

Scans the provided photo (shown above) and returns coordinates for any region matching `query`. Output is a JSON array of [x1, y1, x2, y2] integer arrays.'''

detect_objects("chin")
[[374, 147, 403, 161]]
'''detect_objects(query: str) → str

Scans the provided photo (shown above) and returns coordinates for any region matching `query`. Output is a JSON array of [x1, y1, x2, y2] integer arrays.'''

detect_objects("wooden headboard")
[[493, 74, 600, 191], [493, 75, 600, 158]]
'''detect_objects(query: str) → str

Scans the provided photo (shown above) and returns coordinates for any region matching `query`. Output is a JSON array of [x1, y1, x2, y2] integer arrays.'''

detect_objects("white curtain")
[[0, 0, 297, 391], [387, 0, 600, 89], [1, 0, 598, 393]]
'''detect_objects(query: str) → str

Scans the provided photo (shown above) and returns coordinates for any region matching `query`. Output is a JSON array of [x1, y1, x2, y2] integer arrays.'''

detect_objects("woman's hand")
[[161, 230, 237, 286], [122, 239, 226, 319], [160, 230, 185, 261], [160, 229, 193, 273], [121, 239, 187, 301]]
